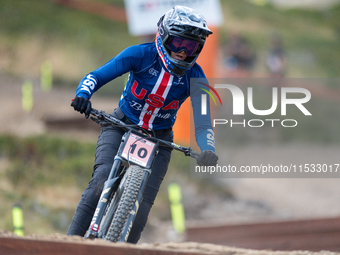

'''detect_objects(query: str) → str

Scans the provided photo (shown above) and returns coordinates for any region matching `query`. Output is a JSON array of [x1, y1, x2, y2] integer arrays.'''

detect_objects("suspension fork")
[[86, 155, 123, 239]]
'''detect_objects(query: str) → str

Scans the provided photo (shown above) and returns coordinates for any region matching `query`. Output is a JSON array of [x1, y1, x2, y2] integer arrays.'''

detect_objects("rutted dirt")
[[1, 231, 340, 255]]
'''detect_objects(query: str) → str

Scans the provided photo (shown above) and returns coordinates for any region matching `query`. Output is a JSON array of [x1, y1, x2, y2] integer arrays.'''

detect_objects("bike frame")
[[84, 108, 199, 242]]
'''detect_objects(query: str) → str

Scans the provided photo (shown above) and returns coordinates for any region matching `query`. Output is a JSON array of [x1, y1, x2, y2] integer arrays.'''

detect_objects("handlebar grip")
[[90, 108, 99, 115]]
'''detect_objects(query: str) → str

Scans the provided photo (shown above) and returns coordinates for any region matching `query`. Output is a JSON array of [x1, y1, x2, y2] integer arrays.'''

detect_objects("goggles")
[[168, 36, 200, 57]]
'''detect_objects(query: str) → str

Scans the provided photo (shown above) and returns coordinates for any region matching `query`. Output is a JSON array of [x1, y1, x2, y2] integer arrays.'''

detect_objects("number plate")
[[121, 133, 156, 167]]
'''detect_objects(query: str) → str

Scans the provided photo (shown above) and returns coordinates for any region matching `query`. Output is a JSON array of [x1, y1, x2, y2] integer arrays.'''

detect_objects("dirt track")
[[1, 231, 340, 255]]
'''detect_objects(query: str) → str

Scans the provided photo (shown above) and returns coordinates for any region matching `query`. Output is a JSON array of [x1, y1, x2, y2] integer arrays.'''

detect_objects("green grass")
[[0, 135, 96, 189], [0, 134, 97, 234], [0, 0, 131, 50], [0, 0, 138, 97]]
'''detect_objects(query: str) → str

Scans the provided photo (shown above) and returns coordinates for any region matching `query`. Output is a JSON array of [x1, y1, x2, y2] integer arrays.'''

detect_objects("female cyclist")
[[68, 5, 218, 243]]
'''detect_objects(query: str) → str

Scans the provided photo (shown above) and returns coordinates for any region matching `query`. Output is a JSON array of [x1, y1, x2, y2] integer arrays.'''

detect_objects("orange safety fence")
[[173, 27, 220, 145]]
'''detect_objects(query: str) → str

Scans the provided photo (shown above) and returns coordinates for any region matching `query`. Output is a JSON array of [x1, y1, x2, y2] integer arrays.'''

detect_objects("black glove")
[[197, 150, 218, 166], [71, 96, 92, 119]]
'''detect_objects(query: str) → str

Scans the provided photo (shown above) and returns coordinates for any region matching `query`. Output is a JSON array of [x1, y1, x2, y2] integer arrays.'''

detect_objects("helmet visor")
[[168, 36, 200, 57]]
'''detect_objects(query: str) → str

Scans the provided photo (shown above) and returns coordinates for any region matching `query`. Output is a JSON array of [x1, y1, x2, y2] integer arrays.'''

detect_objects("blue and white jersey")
[[75, 42, 215, 152]]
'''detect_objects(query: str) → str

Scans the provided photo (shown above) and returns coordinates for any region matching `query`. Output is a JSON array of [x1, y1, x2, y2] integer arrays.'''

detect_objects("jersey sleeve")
[[190, 65, 216, 153], [75, 45, 144, 99]]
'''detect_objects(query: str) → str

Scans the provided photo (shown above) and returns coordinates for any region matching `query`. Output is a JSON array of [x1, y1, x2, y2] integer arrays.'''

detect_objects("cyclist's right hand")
[[71, 96, 92, 119]]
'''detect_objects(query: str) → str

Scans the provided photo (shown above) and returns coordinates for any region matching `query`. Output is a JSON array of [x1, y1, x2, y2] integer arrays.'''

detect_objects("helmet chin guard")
[[156, 33, 187, 77], [155, 5, 213, 77]]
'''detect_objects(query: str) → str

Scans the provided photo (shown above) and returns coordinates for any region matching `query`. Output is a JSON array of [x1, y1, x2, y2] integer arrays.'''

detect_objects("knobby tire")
[[103, 165, 144, 242]]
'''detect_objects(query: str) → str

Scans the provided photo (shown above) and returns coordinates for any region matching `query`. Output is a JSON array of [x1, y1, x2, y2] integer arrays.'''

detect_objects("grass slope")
[[0, 0, 340, 84]]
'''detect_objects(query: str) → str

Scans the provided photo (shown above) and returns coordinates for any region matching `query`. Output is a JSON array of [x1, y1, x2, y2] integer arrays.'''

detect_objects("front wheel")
[[103, 165, 144, 242]]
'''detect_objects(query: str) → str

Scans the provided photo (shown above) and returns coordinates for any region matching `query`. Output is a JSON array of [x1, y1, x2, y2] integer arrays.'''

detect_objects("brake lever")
[[90, 116, 100, 124]]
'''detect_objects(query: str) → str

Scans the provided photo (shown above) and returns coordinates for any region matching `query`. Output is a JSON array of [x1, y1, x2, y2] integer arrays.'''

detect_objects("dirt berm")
[[1, 231, 339, 255]]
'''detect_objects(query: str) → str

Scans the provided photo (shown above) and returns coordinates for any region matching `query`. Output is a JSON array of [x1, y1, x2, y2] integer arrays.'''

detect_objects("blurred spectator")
[[266, 34, 287, 78], [223, 32, 256, 76]]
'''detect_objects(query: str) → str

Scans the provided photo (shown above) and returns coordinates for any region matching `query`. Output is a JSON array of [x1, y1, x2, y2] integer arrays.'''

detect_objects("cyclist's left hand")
[[197, 150, 218, 166]]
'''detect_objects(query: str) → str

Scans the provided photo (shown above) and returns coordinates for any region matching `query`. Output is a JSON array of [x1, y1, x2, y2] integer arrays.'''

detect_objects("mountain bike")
[[84, 107, 199, 242]]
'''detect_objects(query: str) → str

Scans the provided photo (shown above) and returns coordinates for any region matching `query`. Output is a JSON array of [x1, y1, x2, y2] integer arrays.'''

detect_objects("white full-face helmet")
[[156, 6, 213, 77]]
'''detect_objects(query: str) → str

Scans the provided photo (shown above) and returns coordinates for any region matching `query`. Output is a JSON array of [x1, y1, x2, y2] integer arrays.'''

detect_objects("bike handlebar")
[[89, 108, 200, 160]]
